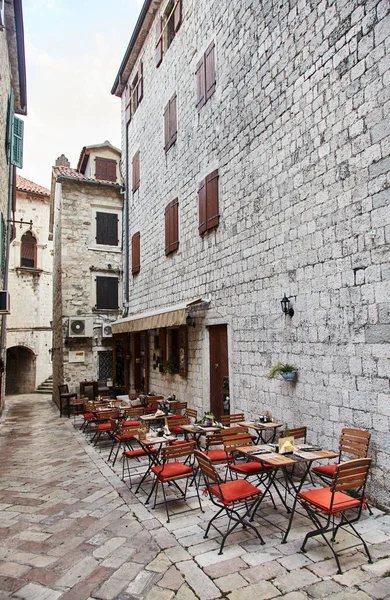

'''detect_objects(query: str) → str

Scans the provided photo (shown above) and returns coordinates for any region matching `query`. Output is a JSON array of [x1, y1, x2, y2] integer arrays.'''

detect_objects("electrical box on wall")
[[68, 317, 93, 338], [0, 291, 10, 314]]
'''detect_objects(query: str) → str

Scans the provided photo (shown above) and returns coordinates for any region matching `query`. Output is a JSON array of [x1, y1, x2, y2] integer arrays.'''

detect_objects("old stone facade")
[[112, 0, 390, 507], [6, 176, 52, 394], [0, 0, 27, 410], [50, 143, 123, 404]]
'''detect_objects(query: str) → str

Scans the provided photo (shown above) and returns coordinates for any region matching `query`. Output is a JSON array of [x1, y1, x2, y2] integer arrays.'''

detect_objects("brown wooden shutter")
[[156, 17, 163, 67], [125, 84, 131, 123], [206, 169, 219, 230], [106, 160, 117, 182], [137, 61, 143, 104], [195, 57, 205, 110], [96, 212, 118, 245], [164, 102, 170, 151], [132, 151, 140, 192], [132, 232, 140, 274], [174, 0, 182, 31], [95, 157, 116, 182], [96, 276, 118, 309], [198, 178, 207, 235], [165, 199, 179, 255], [205, 41, 216, 100], [169, 94, 177, 146]]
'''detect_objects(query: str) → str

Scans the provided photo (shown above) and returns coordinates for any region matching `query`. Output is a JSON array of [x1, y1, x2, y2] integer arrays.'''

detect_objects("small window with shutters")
[[155, 0, 182, 67], [132, 232, 141, 275], [96, 276, 119, 310], [196, 41, 216, 110], [96, 212, 118, 246], [165, 199, 179, 255], [95, 157, 117, 182], [125, 61, 144, 123], [164, 94, 177, 152], [198, 169, 219, 235], [21, 230, 37, 268], [132, 151, 140, 192]]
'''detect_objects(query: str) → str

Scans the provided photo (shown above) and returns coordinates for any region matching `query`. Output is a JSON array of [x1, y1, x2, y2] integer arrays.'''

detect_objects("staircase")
[[36, 376, 53, 394]]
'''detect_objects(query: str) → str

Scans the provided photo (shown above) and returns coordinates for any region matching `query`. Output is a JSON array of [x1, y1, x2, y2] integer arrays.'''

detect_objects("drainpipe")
[[122, 121, 130, 317]]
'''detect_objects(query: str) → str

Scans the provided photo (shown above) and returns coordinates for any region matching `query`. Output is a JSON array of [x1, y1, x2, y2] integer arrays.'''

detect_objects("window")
[[165, 199, 179, 255], [21, 231, 37, 268], [96, 276, 118, 310], [95, 157, 117, 182], [132, 232, 140, 274], [198, 169, 219, 235], [196, 41, 216, 110], [132, 151, 140, 192], [164, 94, 177, 152], [155, 0, 182, 67], [125, 61, 143, 123], [96, 212, 118, 246]]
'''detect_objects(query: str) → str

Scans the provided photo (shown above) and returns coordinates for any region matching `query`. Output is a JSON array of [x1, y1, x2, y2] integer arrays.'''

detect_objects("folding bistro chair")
[[146, 441, 202, 523], [221, 413, 257, 442], [195, 450, 265, 555], [90, 409, 120, 446], [185, 407, 197, 421], [121, 429, 157, 489], [298, 458, 372, 574]]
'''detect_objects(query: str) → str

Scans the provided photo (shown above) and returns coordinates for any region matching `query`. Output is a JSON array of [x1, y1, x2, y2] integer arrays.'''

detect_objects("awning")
[[111, 299, 204, 334]]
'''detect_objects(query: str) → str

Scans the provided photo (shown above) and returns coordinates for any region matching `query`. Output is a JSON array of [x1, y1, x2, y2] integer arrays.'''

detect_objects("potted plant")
[[268, 362, 298, 381], [162, 356, 178, 375]]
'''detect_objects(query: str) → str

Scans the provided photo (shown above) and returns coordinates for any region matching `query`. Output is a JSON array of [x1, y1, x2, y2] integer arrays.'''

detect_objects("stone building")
[[50, 142, 123, 405], [111, 0, 390, 507], [6, 176, 52, 394], [0, 0, 27, 410]]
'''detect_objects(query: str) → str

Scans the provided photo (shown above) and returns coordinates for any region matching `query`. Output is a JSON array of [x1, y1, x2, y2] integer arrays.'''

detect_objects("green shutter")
[[11, 117, 24, 168]]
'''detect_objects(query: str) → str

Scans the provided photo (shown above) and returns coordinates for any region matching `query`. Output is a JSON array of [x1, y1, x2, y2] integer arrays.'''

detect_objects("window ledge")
[[92, 307, 120, 313], [88, 245, 122, 253], [16, 267, 43, 276]]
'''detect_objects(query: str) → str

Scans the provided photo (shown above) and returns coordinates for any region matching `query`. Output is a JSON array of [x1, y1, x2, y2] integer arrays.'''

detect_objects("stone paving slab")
[[0, 394, 389, 600]]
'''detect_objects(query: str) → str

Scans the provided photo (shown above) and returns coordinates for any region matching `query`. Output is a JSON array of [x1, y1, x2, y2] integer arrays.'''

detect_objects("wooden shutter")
[[132, 232, 140, 274], [106, 160, 117, 182], [96, 212, 118, 246], [163, 102, 170, 151], [125, 84, 131, 123], [95, 157, 116, 182], [198, 177, 207, 235], [137, 61, 143, 105], [206, 169, 219, 230], [205, 41, 216, 100], [156, 17, 163, 67], [195, 57, 205, 110], [132, 151, 140, 192], [11, 116, 24, 168], [96, 276, 118, 310], [169, 94, 177, 147], [174, 0, 182, 32], [165, 199, 179, 255]]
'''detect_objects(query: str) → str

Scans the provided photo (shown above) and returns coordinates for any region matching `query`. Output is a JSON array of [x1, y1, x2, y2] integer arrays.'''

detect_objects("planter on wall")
[[281, 371, 297, 381]]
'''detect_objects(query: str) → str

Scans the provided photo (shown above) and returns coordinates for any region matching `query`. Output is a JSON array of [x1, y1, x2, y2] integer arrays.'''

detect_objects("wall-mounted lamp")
[[186, 314, 196, 328], [281, 293, 294, 317]]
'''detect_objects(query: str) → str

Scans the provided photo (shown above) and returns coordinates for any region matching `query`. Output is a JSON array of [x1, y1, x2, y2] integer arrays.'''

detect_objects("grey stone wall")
[[122, 0, 390, 506]]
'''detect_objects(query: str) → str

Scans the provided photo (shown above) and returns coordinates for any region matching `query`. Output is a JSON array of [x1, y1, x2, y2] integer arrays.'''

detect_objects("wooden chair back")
[[161, 441, 195, 462], [194, 450, 223, 484], [80, 381, 98, 400], [223, 431, 253, 452], [332, 458, 371, 500], [170, 401, 188, 414], [117, 427, 139, 440], [58, 384, 69, 395], [220, 413, 245, 426], [287, 427, 307, 442], [96, 409, 120, 422], [122, 407, 144, 418], [339, 428, 371, 460], [166, 416, 190, 428], [186, 408, 197, 420]]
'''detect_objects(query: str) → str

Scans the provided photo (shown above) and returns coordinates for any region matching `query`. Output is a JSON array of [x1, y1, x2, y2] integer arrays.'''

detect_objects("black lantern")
[[186, 314, 195, 327], [281, 293, 294, 317]]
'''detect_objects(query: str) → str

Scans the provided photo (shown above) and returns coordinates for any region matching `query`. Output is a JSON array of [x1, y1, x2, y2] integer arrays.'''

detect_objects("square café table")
[[239, 420, 283, 444]]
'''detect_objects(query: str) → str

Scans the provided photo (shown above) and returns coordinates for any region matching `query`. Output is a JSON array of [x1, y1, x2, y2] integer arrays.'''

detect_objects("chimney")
[[55, 154, 70, 167]]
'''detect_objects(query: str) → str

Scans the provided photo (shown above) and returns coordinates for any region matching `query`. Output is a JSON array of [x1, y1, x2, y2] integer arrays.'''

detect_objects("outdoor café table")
[[133, 433, 177, 494], [180, 424, 222, 448], [235, 445, 338, 540], [238, 421, 283, 444]]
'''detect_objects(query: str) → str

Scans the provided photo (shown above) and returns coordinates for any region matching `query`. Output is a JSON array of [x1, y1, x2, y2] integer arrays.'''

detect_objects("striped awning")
[[111, 299, 204, 334]]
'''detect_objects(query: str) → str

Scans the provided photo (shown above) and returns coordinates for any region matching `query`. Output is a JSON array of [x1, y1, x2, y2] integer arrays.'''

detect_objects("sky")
[[20, 0, 143, 189]]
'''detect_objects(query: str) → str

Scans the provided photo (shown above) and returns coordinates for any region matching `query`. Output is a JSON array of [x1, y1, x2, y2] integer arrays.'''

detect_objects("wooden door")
[[134, 331, 148, 393], [209, 324, 229, 420]]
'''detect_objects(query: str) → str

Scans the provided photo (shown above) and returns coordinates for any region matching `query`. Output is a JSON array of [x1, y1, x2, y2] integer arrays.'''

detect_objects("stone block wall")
[[122, 0, 390, 506]]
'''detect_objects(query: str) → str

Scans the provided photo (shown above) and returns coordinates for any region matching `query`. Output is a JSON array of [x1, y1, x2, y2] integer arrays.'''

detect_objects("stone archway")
[[6, 346, 36, 394]]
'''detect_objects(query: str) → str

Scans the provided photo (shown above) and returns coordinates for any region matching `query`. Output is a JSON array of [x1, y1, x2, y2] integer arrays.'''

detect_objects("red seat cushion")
[[170, 426, 184, 433], [204, 450, 232, 462], [230, 461, 264, 475], [298, 487, 361, 514], [312, 464, 337, 478], [208, 479, 262, 505], [122, 420, 141, 427], [123, 448, 148, 459], [96, 423, 112, 431], [152, 463, 193, 480]]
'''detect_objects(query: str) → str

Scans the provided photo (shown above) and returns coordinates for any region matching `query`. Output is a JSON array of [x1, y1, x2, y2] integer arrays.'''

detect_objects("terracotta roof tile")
[[52, 166, 120, 186], [16, 175, 50, 196]]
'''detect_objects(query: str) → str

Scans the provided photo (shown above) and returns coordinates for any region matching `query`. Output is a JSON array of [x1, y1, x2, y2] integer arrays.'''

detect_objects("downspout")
[[122, 121, 130, 317], [0, 163, 15, 359]]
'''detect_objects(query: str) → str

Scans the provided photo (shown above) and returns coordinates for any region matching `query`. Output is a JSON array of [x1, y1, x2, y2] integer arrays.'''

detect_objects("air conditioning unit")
[[68, 317, 93, 338], [0, 291, 10, 314], [102, 323, 113, 338]]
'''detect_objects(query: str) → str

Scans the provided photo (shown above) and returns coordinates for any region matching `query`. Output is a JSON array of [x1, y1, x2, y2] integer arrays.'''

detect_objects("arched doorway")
[[6, 346, 36, 394]]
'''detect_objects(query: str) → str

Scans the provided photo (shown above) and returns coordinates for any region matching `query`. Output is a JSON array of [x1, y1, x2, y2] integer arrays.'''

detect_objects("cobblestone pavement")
[[0, 394, 389, 600]]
